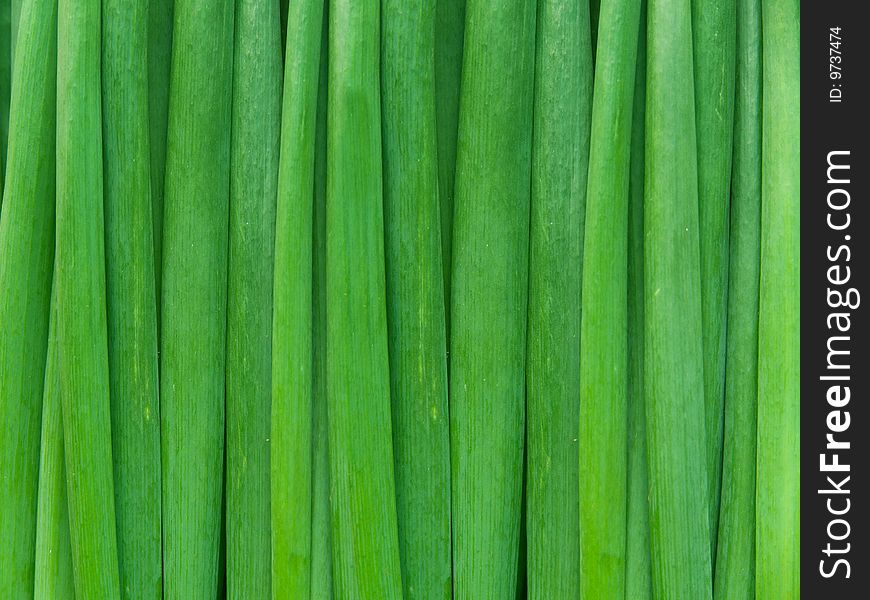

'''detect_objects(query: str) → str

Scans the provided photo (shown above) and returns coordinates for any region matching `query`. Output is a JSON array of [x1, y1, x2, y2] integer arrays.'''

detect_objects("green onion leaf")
[[526, 0, 592, 597], [449, 0, 536, 597], [160, 0, 234, 596], [755, 0, 800, 595], [0, 0, 56, 595], [325, 1, 403, 596], [382, 0, 452, 596], [643, 0, 712, 596]]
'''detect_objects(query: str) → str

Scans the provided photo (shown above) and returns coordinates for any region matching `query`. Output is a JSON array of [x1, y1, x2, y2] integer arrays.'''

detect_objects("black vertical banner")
[[803, 1, 868, 596]]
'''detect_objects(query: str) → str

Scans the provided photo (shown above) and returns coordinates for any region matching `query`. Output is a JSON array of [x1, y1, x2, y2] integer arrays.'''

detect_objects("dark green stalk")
[[147, 0, 173, 325], [756, 0, 799, 596], [434, 0, 464, 323], [590, 0, 600, 62], [578, 0, 642, 595], [102, 1, 162, 597], [227, 1, 281, 598], [713, 0, 760, 597], [0, 0, 56, 596], [10, 0, 20, 66], [625, 3, 652, 598], [526, 0, 591, 598], [33, 296, 75, 600], [270, 0, 323, 596], [382, 1, 451, 598], [449, 1, 536, 598], [56, 0, 121, 597], [691, 0, 737, 558], [160, 0, 234, 597], [643, 0, 712, 597], [325, 1, 403, 597], [310, 20, 332, 597]]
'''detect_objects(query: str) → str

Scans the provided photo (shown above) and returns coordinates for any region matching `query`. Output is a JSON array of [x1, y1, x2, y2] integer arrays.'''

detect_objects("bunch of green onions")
[[0, 0, 799, 598]]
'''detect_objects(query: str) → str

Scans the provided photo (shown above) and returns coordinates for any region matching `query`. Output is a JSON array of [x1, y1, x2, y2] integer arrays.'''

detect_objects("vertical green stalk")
[[270, 0, 324, 596], [0, 0, 56, 596], [643, 0, 712, 597], [382, 1, 451, 598], [526, 0, 591, 598], [56, 0, 120, 597], [147, 0, 173, 323], [578, 0, 641, 596], [310, 19, 332, 597], [449, 1, 536, 598], [10, 0, 20, 65], [160, 0, 234, 597], [102, 0, 162, 598], [625, 3, 652, 598], [1, 0, 10, 186], [33, 295, 75, 600], [227, 1, 281, 598], [691, 0, 736, 557], [434, 0, 464, 321], [326, 1, 403, 598], [589, 0, 600, 62], [714, 1, 760, 597], [756, 0, 799, 596]]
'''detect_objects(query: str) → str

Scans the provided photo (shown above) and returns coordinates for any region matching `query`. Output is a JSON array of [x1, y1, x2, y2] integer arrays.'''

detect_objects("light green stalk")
[[325, 1, 403, 597], [712, 0, 760, 597], [160, 1, 234, 597], [578, 0, 642, 595], [33, 296, 75, 600], [526, 0, 591, 598], [227, 1, 281, 598], [434, 0, 464, 320], [691, 0, 737, 557], [756, 0, 799, 596], [147, 0, 173, 323], [449, 1, 536, 598], [102, 1, 162, 597], [270, 0, 324, 596], [382, 1, 451, 598], [0, 0, 56, 596], [625, 3, 652, 598], [56, 0, 120, 597], [310, 20, 332, 597], [643, 0, 712, 597]]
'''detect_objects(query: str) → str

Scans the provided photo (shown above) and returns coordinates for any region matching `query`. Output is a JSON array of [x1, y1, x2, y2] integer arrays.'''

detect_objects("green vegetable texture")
[[147, 0, 173, 322], [1, 0, 10, 186], [525, 0, 591, 598], [578, 0, 642, 595], [433, 0, 464, 319], [227, 1, 281, 597], [160, 0, 234, 597], [0, 0, 56, 595], [310, 22, 333, 598], [33, 297, 75, 600], [449, 1, 536, 598], [270, 0, 324, 596], [56, 0, 121, 596], [102, 0, 162, 596], [325, 1, 403, 597], [10, 0, 20, 67], [756, 0, 799, 596], [643, 0, 712, 597], [625, 4, 652, 597], [713, 0, 760, 596], [382, 1, 452, 597], [691, 0, 736, 557]]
